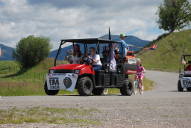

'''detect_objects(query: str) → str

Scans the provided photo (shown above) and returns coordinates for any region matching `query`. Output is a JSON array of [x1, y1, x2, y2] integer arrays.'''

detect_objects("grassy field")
[[0, 107, 100, 125], [0, 59, 154, 96], [139, 30, 191, 72]]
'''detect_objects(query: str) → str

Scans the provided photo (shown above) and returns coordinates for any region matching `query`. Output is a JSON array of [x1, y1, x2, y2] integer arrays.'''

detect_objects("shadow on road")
[[57, 94, 121, 97]]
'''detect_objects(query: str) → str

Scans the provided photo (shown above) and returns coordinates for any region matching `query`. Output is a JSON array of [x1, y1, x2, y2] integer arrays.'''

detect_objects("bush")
[[13, 35, 51, 69]]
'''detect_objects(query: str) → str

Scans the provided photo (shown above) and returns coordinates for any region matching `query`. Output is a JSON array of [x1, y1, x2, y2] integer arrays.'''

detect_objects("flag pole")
[[0, 46, 2, 57]]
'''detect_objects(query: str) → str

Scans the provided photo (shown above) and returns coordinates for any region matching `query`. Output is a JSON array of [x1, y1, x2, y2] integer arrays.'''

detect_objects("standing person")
[[109, 43, 117, 71], [89, 47, 102, 71], [69, 44, 82, 64], [135, 59, 146, 94], [119, 33, 129, 57]]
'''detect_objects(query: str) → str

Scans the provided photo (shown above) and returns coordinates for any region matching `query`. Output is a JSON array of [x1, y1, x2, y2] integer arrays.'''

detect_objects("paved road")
[[0, 71, 191, 128]]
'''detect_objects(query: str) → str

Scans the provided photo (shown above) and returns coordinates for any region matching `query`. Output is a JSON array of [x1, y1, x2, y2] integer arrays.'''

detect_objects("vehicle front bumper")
[[46, 73, 78, 92], [180, 77, 191, 88]]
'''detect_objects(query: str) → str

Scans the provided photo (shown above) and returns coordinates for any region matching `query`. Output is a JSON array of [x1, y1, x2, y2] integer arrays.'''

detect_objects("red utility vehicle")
[[44, 38, 134, 96]]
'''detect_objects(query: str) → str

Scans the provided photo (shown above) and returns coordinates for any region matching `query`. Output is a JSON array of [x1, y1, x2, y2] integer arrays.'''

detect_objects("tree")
[[13, 35, 51, 69], [158, 0, 191, 32]]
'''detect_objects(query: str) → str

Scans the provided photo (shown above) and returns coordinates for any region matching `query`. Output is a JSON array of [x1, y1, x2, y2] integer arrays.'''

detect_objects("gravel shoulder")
[[0, 71, 191, 128]]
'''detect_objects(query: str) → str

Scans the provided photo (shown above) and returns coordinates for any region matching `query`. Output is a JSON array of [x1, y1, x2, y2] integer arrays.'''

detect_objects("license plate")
[[183, 80, 191, 87], [49, 77, 59, 90]]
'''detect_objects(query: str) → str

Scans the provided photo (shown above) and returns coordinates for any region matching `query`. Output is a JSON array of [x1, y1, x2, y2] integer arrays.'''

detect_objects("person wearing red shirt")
[[186, 64, 191, 71]]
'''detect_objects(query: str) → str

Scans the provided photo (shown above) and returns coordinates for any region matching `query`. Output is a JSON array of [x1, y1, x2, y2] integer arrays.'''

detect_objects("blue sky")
[[0, 0, 186, 49]]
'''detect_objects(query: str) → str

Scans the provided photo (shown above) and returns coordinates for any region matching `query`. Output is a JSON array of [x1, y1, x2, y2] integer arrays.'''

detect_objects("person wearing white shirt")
[[109, 43, 117, 71], [89, 47, 102, 71]]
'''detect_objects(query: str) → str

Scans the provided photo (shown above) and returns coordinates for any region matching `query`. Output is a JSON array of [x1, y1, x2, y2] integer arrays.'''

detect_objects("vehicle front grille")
[[53, 69, 74, 73]]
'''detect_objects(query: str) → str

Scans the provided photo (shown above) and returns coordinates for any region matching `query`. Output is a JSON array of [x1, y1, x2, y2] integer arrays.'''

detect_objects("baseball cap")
[[120, 33, 127, 38]]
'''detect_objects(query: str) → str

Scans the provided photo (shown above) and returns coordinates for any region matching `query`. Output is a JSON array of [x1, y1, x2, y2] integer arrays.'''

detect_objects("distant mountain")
[[101, 34, 150, 51], [49, 45, 73, 60], [49, 35, 150, 60], [0, 44, 14, 60], [0, 35, 150, 60]]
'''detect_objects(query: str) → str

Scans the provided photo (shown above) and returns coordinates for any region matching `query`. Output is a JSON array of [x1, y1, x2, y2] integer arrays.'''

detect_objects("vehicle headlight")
[[64, 77, 72, 88], [74, 70, 80, 74], [49, 69, 54, 74]]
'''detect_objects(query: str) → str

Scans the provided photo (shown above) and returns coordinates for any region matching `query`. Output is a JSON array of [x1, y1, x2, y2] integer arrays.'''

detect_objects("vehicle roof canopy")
[[182, 54, 191, 57], [61, 38, 120, 44]]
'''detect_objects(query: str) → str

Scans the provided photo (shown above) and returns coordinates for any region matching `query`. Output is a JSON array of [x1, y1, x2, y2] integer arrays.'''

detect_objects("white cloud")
[[0, 0, 165, 49]]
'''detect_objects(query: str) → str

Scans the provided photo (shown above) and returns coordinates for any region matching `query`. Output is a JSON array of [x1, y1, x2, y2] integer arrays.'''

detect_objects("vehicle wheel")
[[44, 81, 59, 95], [77, 77, 93, 96], [92, 88, 104, 95], [178, 80, 183, 92], [120, 80, 133, 96], [187, 87, 191, 92], [103, 89, 108, 95]]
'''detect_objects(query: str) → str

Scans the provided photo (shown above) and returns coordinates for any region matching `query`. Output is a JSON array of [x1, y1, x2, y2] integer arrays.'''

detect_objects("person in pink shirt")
[[135, 59, 146, 94]]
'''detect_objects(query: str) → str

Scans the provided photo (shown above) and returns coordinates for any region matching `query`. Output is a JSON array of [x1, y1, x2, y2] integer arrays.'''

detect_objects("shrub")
[[13, 35, 51, 69]]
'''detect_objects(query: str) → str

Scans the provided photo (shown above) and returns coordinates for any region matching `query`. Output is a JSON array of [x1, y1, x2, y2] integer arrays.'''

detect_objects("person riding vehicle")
[[119, 33, 130, 57], [185, 63, 191, 71], [181, 59, 191, 71], [108, 43, 117, 71], [69, 44, 82, 64], [178, 55, 191, 92], [89, 47, 102, 71]]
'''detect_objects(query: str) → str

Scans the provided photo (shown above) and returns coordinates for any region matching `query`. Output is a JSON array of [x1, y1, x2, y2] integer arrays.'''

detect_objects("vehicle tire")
[[120, 80, 133, 96], [178, 80, 183, 92], [44, 81, 59, 95], [77, 77, 93, 96], [92, 88, 104, 95], [103, 89, 109, 95], [187, 87, 191, 92]]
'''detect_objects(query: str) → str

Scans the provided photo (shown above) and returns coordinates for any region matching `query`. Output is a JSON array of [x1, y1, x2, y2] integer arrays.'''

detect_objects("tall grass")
[[0, 59, 53, 96]]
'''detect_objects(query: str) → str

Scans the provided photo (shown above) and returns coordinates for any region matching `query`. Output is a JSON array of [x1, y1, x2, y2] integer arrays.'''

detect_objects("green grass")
[[0, 107, 100, 125], [0, 59, 71, 96], [139, 29, 191, 72], [0, 59, 154, 96]]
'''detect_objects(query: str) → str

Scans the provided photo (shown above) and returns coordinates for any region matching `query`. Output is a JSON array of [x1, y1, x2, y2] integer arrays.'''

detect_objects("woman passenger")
[[69, 44, 82, 64]]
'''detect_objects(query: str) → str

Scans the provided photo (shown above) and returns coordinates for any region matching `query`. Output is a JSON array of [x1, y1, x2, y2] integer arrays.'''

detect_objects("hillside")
[[139, 30, 191, 72]]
